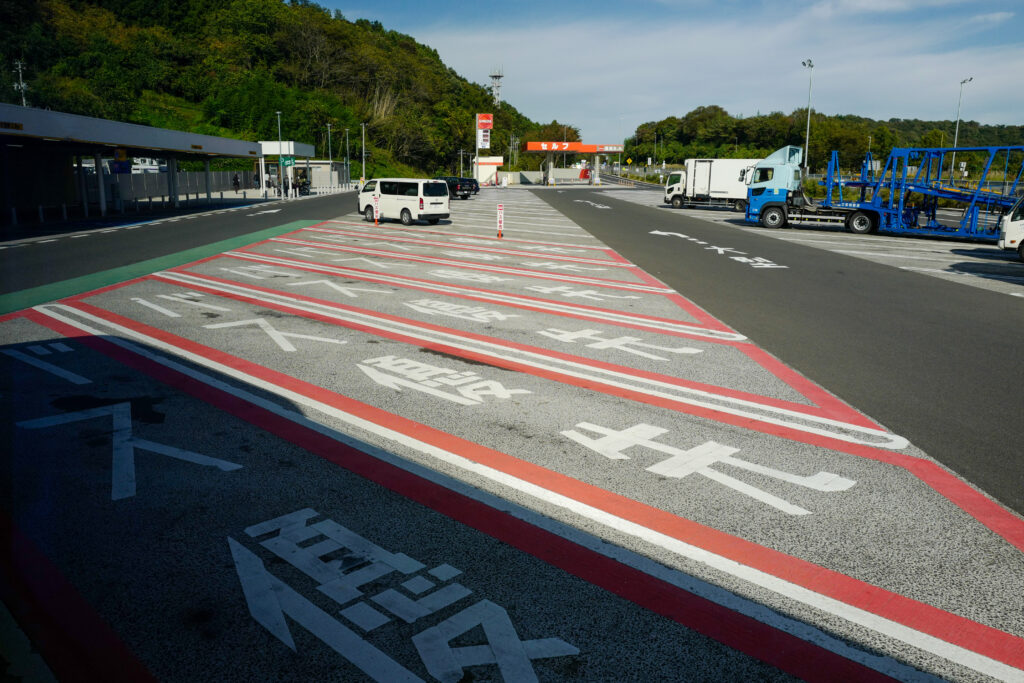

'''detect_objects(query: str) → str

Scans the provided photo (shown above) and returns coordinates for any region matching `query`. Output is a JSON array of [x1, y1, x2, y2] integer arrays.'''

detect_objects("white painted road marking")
[[2, 347, 92, 385], [16, 402, 241, 499], [32, 303, 1018, 681]]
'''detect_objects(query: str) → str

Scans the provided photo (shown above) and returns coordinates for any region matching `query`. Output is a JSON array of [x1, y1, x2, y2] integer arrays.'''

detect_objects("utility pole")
[[276, 111, 283, 198], [459, 149, 464, 177], [326, 123, 333, 190], [801, 59, 814, 176], [361, 123, 366, 183], [950, 76, 973, 185], [345, 128, 350, 189], [13, 60, 27, 107]]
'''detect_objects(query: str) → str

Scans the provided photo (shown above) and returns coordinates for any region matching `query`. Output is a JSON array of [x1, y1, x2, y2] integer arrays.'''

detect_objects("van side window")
[[398, 182, 417, 196], [362, 180, 376, 193], [752, 168, 774, 183], [380, 181, 398, 195]]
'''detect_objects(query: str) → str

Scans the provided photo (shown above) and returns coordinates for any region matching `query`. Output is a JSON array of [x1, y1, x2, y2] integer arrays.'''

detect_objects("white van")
[[357, 178, 450, 225]]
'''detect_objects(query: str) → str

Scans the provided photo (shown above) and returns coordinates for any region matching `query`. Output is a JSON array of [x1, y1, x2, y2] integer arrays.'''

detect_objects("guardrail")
[[603, 174, 664, 190]]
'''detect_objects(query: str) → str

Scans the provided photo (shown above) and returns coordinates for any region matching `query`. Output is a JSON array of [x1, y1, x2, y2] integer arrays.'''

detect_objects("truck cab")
[[744, 146, 803, 226], [997, 195, 1024, 261]]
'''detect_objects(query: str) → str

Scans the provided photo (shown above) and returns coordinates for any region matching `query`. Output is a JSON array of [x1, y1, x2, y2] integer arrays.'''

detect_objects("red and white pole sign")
[[373, 195, 380, 225], [476, 113, 493, 130], [497, 203, 504, 238]]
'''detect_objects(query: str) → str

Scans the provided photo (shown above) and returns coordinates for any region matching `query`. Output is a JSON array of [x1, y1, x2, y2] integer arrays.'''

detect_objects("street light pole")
[[345, 128, 350, 189], [950, 76, 973, 185], [361, 123, 366, 183], [276, 111, 283, 198], [801, 59, 814, 176], [326, 123, 333, 190]]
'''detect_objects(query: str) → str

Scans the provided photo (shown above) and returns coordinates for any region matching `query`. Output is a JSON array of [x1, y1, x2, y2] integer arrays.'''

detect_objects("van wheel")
[[760, 206, 786, 228], [364, 206, 375, 222], [400, 209, 413, 226], [671, 196, 683, 209], [846, 211, 875, 234], [427, 218, 440, 225], [733, 199, 747, 213]]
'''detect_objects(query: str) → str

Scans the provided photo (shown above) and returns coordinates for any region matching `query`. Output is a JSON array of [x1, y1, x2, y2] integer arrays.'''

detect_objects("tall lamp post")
[[326, 123, 333, 191], [345, 128, 350, 189], [276, 111, 283, 198], [950, 76, 973, 185], [801, 59, 814, 176], [361, 123, 366, 184]]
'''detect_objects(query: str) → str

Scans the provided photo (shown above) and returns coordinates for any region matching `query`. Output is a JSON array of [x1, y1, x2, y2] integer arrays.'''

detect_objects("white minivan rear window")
[[423, 182, 448, 197]]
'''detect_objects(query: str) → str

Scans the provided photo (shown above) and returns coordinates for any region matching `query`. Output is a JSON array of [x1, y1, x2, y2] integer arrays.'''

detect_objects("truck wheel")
[[671, 196, 684, 209], [364, 206, 374, 222], [760, 206, 786, 229], [733, 199, 747, 213], [400, 209, 413, 226], [846, 211, 875, 234]]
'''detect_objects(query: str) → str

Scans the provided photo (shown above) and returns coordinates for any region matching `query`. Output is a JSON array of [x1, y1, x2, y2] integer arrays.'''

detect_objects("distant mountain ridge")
[[0, 0, 577, 174]]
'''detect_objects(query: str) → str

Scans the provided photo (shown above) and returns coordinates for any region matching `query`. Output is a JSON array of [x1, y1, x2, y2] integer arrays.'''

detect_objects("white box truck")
[[664, 158, 760, 212]]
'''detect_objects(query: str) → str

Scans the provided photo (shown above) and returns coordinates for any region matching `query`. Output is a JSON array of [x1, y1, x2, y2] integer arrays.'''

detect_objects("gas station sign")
[[476, 114, 493, 130]]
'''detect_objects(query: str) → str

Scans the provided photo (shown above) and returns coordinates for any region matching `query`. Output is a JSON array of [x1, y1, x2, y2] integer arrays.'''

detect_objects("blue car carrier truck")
[[744, 144, 1024, 241]]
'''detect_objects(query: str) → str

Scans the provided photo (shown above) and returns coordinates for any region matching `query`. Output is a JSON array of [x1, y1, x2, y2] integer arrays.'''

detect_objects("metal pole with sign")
[[276, 111, 283, 199], [497, 203, 504, 238], [373, 195, 379, 226]]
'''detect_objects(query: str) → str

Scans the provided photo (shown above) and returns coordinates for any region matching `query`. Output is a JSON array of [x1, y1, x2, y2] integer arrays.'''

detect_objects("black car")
[[461, 177, 480, 194], [435, 176, 472, 200]]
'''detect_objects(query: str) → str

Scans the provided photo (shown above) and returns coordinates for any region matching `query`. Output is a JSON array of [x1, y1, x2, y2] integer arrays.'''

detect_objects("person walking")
[[283, 177, 290, 198]]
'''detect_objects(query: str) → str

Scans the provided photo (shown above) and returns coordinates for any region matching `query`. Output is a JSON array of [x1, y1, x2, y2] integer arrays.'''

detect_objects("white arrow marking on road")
[[649, 230, 689, 238], [248, 209, 282, 216], [357, 363, 479, 405], [285, 279, 392, 298], [17, 402, 242, 500], [203, 318, 347, 352], [573, 200, 611, 209]]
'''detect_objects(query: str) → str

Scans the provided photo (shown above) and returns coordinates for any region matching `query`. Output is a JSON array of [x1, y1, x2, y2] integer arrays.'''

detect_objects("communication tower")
[[489, 67, 503, 107]]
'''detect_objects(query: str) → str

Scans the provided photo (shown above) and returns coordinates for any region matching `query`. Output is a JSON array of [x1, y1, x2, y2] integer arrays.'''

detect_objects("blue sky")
[[326, 0, 1023, 143]]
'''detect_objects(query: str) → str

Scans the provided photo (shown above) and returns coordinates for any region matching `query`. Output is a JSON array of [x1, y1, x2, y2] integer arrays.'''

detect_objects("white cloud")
[[967, 11, 1014, 23], [367, 5, 1024, 142]]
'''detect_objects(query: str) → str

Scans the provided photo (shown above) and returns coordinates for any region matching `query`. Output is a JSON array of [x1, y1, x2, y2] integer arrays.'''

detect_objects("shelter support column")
[[204, 160, 212, 202], [94, 153, 107, 217], [76, 156, 89, 217], [592, 154, 601, 186], [168, 158, 180, 208], [545, 153, 555, 185]]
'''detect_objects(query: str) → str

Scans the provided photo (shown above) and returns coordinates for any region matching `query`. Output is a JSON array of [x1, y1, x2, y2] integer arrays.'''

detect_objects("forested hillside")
[[627, 105, 1024, 172], [0, 0, 576, 175]]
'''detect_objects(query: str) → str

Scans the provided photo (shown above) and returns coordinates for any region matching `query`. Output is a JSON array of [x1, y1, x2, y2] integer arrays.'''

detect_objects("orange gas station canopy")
[[525, 142, 624, 153]]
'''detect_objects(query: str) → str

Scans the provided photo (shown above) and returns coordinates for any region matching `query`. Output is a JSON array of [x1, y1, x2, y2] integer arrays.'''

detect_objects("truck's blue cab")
[[744, 146, 803, 224]]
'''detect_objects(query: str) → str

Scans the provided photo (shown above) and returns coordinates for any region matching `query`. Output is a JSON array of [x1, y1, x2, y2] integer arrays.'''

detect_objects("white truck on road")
[[664, 157, 760, 212], [998, 194, 1024, 261]]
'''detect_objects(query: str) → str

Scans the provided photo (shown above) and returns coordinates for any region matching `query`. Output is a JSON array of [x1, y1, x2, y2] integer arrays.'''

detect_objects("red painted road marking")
[[26, 303, 1024, 677], [302, 226, 628, 266], [0, 513, 157, 682], [148, 269, 890, 437], [8, 310, 903, 681]]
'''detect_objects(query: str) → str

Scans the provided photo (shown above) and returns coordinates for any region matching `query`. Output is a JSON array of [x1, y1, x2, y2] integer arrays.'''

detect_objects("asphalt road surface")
[[2, 187, 1022, 682], [541, 187, 1024, 516]]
